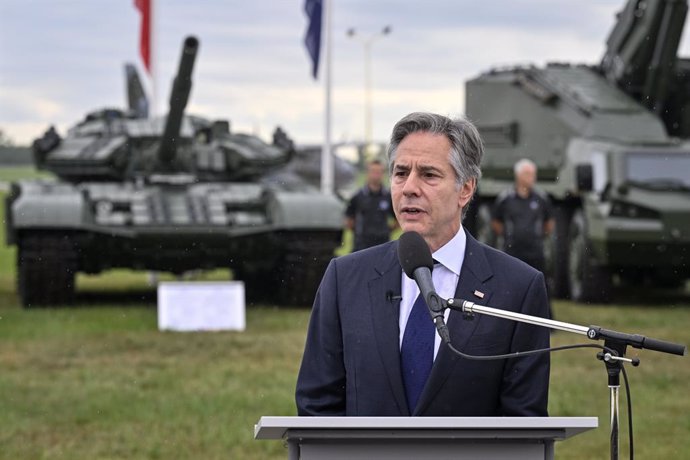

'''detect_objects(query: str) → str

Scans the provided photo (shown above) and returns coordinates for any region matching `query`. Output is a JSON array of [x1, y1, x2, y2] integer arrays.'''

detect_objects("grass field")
[[0, 166, 52, 183], [0, 172, 689, 459]]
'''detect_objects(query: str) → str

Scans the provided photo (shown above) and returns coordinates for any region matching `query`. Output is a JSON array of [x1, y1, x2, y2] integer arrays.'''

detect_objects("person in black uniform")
[[491, 159, 554, 273], [345, 159, 396, 252]]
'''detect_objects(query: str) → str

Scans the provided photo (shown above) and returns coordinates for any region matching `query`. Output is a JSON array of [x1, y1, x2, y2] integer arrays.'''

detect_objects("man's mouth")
[[401, 206, 424, 215]]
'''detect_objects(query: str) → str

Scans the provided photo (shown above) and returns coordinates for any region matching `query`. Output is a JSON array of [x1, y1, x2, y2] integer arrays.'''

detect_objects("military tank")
[[465, 0, 690, 303], [5, 36, 344, 307]]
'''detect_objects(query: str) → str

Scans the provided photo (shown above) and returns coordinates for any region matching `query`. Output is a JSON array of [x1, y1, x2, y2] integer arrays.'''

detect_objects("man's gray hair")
[[514, 158, 537, 175], [386, 113, 484, 219]]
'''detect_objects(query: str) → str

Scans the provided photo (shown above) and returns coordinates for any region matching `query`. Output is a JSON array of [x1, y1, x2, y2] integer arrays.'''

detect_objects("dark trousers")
[[508, 251, 552, 320]]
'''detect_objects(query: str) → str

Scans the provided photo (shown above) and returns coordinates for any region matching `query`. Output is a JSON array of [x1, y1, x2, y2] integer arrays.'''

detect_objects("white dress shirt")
[[399, 228, 466, 359]]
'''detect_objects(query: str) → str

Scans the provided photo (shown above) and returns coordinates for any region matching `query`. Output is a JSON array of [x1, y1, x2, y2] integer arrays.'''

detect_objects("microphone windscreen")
[[397, 231, 433, 278]]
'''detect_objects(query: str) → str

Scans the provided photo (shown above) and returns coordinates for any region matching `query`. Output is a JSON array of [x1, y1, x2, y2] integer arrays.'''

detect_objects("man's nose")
[[402, 171, 421, 196]]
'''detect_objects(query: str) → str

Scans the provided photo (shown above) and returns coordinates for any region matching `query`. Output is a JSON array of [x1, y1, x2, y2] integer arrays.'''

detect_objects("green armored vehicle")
[[5, 36, 344, 307], [465, 0, 690, 302]]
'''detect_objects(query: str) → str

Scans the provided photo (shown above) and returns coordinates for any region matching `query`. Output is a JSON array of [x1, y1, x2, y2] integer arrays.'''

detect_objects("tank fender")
[[8, 182, 88, 241], [266, 190, 344, 229]]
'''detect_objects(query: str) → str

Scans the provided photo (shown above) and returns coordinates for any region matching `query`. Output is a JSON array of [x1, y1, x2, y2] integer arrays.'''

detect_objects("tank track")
[[17, 232, 77, 307], [273, 245, 334, 306], [239, 234, 336, 307]]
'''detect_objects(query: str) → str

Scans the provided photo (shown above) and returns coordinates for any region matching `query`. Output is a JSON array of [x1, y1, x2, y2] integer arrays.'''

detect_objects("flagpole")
[[320, 0, 334, 194], [150, 0, 157, 118]]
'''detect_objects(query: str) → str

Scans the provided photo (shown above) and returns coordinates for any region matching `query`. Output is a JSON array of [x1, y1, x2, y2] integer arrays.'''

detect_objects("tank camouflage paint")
[[6, 36, 346, 307]]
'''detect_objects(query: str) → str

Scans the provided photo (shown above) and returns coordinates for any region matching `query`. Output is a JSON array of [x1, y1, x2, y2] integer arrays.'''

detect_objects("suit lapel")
[[367, 241, 409, 414], [415, 230, 494, 415]]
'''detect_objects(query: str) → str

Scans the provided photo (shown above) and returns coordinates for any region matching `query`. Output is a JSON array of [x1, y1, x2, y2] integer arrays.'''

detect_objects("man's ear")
[[458, 178, 476, 208]]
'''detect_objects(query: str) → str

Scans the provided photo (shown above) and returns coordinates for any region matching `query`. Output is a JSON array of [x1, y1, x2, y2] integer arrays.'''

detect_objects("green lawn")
[[1, 281, 688, 459], [0, 173, 688, 459], [0, 165, 53, 182]]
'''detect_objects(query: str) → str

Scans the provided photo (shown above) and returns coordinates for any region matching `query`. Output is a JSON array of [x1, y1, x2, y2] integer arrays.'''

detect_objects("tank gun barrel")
[[158, 36, 199, 164]]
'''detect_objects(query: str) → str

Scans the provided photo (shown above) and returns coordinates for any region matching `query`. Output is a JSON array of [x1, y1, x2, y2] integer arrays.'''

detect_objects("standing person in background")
[[491, 159, 554, 275], [345, 159, 396, 251], [491, 159, 555, 319]]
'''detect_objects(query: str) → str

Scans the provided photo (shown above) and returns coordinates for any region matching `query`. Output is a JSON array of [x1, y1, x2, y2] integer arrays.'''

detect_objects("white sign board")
[[157, 281, 246, 332]]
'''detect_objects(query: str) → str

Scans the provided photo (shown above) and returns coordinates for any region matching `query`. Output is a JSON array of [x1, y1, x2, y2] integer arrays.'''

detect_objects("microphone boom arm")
[[446, 297, 686, 460], [447, 298, 686, 356]]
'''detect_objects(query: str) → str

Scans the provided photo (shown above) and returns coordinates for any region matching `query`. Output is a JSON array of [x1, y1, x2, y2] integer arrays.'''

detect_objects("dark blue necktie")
[[401, 292, 435, 412]]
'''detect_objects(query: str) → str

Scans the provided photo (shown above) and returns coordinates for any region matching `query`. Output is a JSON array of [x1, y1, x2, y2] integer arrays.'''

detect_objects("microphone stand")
[[445, 298, 686, 460]]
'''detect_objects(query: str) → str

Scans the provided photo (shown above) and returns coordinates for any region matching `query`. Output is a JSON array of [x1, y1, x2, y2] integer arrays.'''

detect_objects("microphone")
[[397, 231, 450, 344]]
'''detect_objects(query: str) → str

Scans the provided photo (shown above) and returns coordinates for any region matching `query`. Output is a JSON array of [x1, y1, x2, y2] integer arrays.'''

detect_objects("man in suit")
[[296, 112, 550, 416]]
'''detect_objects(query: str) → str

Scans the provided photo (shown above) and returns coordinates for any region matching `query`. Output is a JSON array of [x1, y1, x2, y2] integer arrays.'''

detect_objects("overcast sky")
[[2, 0, 689, 147]]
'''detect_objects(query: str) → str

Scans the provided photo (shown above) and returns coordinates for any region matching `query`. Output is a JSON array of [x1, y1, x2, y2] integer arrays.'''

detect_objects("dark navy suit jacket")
[[295, 229, 550, 416]]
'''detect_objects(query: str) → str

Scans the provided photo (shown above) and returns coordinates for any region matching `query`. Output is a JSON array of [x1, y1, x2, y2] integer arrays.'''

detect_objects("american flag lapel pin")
[[473, 290, 485, 299]]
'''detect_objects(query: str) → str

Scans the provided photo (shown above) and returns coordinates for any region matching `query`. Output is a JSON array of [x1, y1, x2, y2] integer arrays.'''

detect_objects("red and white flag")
[[134, 0, 151, 73]]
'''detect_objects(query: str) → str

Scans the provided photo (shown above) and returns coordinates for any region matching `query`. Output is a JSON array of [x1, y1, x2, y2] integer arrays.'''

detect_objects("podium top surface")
[[254, 416, 598, 440]]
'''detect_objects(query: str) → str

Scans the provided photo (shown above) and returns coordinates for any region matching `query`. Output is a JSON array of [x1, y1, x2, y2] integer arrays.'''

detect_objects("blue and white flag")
[[303, 0, 323, 79]]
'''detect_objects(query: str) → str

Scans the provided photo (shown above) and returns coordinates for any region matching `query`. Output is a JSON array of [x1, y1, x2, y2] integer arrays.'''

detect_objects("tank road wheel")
[[17, 233, 77, 307], [567, 211, 612, 304], [546, 207, 572, 299], [274, 244, 334, 307], [234, 266, 274, 306]]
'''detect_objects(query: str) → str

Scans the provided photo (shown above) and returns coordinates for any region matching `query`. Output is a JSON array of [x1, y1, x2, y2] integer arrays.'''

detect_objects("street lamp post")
[[347, 26, 391, 161]]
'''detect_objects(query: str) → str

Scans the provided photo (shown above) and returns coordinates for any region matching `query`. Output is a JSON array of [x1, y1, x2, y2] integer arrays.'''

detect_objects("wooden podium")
[[254, 416, 597, 460]]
